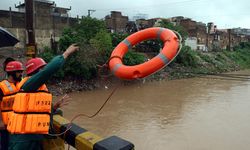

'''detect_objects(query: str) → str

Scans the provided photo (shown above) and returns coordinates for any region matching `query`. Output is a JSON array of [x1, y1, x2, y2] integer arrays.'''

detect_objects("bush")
[[57, 17, 148, 80], [38, 46, 54, 62], [111, 33, 129, 47], [239, 42, 250, 49], [38, 47, 64, 78], [57, 17, 111, 79], [123, 51, 146, 66], [56, 42, 102, 79], [90, 30, 113, 64], [174, 46, 199, 67]]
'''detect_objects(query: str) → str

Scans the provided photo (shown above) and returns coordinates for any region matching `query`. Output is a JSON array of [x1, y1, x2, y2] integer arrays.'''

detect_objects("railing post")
[[52, 115, 135, 150]]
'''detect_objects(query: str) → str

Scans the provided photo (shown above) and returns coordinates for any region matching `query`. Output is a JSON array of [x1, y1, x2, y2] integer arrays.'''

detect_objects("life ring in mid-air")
[[109, 27, 180, 80]]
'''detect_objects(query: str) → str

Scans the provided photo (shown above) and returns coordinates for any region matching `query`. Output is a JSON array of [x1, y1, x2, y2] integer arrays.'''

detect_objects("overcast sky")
[[1, 0, 250, 29]]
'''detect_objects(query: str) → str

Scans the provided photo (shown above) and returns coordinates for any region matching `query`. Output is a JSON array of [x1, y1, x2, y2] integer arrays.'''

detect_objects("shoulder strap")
[[17, 77, 49, 92], [38, 84, 48, 91], [17, 77, 29, 90]]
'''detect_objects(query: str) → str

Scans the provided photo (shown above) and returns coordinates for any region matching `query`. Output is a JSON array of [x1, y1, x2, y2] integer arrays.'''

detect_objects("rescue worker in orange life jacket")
[[0, 58, 24, 150], [7, 44, 79, 150], [22, 58, 70, 110], [22, 58, 70, 149]]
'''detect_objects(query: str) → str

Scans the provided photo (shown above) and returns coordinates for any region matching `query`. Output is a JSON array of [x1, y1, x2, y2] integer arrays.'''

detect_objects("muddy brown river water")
[[58, 70, 250, 150]]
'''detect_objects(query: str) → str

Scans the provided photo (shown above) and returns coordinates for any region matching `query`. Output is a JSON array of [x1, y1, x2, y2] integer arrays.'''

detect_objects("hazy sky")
[[1, 0, 250, 29]]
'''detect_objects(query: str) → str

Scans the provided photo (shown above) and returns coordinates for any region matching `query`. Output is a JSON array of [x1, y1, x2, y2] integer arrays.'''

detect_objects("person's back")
[[8, 58, 51, 134], [7, 44, 79, 150], [0, 58, 24, 150]]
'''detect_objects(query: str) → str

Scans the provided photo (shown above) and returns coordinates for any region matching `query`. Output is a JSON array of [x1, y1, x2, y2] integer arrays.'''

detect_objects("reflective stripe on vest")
[[4, 80, 14, 93], [0, 80, 18, 125], [0, 80, 17, 95]]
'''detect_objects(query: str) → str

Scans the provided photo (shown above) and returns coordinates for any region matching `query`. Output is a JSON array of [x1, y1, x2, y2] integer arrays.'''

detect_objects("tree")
[[51, 17, 146, 79], [158, 20, 188, 41], [74, 16, 106, 43], [134, 21, 188, 54], [58, 17, 111, 79], [90, 29, 113, 64]]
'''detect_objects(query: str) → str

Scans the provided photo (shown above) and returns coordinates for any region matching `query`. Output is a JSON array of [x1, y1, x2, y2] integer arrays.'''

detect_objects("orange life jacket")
[[7, 77, 52, 134], [0, 80, 18, 125]]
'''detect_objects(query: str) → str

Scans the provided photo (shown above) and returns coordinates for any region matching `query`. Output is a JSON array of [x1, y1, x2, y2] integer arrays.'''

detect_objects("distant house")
[[232, 28, 250, 36], [179, 18, 207, 49], [105, 11, 129, 33], [185, 37, 198, 50], [104, 12, 250, 52]]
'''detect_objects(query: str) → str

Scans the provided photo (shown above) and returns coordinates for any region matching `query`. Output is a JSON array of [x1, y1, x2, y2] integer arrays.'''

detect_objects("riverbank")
[[47, 47, 250, 95]]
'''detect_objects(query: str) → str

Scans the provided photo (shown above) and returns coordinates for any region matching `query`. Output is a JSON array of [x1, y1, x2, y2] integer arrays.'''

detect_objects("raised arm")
[[21, 44, 79, 92]]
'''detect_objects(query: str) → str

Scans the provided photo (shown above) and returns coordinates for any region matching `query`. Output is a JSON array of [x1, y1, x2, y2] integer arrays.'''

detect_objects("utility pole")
[[25, 0, 36, 59], [228, 29, 231, 51], [206, 26, 209, 51], [9, 7, 13, 27], [87, 9, 96, 17]]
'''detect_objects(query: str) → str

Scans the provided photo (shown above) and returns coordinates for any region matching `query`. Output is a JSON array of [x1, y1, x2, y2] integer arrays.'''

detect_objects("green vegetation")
[[223, 46, 250, 69], [39, 17, 145, 79], [39, 17, 250, 81], [165, 42, 250, 80], [174, 46, 199, 67], [158, 20, 188, 40]]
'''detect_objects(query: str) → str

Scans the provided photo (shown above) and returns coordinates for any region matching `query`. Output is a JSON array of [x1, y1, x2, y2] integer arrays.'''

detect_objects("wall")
[[185, 37, 197, 50], [0, 10, 25, 28], [105, 11, 128, 33], [0, 8, 78, 51]]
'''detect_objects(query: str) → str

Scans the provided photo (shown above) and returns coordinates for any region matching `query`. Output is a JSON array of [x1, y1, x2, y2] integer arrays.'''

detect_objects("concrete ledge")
[[76, 131, 102, 150], [94, 136, 135, 150], [53, 115, 135, 150]]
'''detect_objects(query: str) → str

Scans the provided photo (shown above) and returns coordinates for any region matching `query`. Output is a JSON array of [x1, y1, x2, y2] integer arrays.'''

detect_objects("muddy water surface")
[[59, 70, 250, 150]]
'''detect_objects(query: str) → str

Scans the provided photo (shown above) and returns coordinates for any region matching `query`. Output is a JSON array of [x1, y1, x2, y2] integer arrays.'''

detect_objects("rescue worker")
[[7, 44, 79, 150], [15, 57, 67, 150], [0, 59, 24, 150]]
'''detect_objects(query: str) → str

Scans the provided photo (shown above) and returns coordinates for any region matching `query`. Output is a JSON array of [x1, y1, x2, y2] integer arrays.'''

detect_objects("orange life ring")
[[109, 27, 180, 80]]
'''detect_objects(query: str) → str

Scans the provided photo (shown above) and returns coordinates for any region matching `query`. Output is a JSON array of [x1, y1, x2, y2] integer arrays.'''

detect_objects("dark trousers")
[[8, 141, 43, 150], [0, 129, 8, 150]]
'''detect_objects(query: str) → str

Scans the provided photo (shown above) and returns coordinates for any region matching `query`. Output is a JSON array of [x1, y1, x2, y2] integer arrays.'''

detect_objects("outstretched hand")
[[53, 94, 71, 110], [63, 44, 80, 59]]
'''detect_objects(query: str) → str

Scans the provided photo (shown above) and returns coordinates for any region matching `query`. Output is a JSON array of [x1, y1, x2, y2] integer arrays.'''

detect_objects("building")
[[185, 37, 198, 50], [232, 27, 250, 36], [105, 11, 129, 33], [104, 13, 249, 52], [0, 0, 78, 50], [135, 19, 151, 30], [178, 18, 207, 51], [207, 22, 216, 34], [132, 13, 148, 21], [209, 29, 229, 50], [168, 16, 185, 26]]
